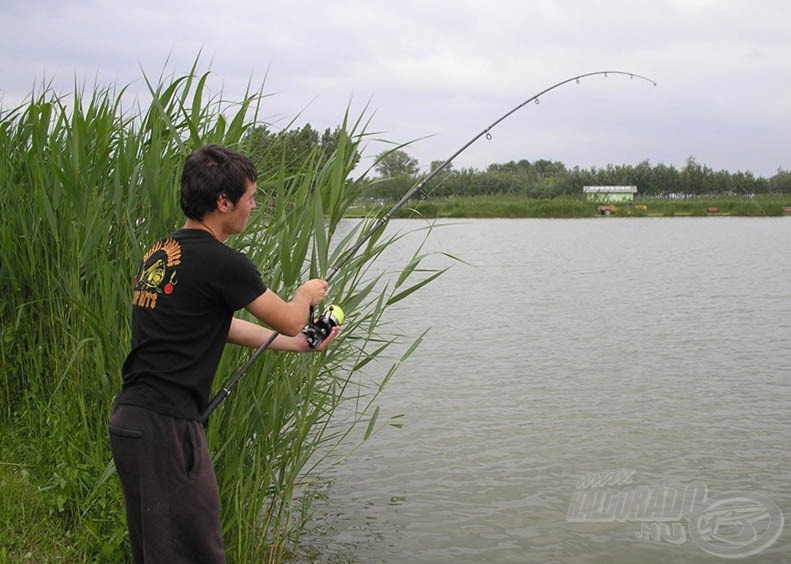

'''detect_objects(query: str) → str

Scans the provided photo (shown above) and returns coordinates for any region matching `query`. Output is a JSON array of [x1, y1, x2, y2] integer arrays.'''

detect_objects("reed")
[[0, 61, 441, 561]]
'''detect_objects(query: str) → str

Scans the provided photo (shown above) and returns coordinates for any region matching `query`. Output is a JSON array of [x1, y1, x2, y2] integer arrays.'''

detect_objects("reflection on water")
[[300, 218, 791, 563]]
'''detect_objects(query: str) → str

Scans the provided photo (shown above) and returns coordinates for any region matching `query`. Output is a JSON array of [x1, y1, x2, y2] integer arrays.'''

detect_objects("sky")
[[2, 0, 789, 178]]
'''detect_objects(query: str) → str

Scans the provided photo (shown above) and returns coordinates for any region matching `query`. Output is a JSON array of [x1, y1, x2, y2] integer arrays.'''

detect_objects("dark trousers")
[[109, 404, 225, 563]]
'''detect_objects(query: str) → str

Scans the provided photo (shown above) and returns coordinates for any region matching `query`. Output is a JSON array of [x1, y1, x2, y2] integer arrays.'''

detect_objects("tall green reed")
[[1, 60, 443, 562]]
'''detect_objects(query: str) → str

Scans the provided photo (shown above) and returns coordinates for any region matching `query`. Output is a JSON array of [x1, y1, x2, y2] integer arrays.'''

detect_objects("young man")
[[109, 144, 338, 563]]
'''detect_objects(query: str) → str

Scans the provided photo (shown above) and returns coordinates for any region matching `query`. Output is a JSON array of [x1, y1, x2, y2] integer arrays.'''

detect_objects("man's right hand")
[[245, 279, 329, 338], [295, 278, 329, 306]]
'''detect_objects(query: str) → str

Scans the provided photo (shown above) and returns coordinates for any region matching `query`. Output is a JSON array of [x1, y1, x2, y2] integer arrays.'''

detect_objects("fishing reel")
[[302, 305, 345, 349]]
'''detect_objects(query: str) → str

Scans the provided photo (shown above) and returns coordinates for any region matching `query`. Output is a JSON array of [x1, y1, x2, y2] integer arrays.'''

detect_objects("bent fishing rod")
[[200, 70, 656, 423]]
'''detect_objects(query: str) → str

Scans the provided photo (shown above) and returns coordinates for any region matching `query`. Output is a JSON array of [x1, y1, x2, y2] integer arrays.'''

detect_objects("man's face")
[[224, 180, 257, 234]]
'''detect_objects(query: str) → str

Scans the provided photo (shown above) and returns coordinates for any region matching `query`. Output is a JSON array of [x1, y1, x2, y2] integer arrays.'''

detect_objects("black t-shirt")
[[117, 229, 267, 420]]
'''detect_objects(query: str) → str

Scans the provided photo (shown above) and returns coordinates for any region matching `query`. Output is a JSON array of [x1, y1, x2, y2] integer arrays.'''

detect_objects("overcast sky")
[[2, 0, 789, 177]]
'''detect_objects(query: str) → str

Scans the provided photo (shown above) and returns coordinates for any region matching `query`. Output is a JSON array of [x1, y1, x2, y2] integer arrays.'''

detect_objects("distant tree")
[[768, 168, 791, 193], [364, 175, 415, 200], [680, 156, 709, 195], [245, 124, 317, 177], [429, 160, 454, 174], [531, 159, 567, 178], [245, 124, 359, 178], [375, 149, 419, 178]]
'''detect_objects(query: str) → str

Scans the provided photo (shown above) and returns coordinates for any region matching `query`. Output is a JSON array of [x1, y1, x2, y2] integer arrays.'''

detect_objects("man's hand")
[[309, 325, 340, 352], [295, 278, 329, 306]]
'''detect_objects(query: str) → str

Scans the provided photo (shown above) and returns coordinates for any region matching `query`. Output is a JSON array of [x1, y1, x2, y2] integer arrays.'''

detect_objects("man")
[[109, 144, 338, 563]]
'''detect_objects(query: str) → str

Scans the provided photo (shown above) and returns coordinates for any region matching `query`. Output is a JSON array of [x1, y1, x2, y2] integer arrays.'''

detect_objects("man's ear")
[[217, 193, 231, 212]]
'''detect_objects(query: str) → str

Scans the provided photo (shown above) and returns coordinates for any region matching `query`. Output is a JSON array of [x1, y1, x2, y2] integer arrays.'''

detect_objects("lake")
[[301, 217, 791, 563]]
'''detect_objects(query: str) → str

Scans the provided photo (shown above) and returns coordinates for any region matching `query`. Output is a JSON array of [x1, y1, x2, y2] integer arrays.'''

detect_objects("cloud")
[[1, 0, 789, 176]]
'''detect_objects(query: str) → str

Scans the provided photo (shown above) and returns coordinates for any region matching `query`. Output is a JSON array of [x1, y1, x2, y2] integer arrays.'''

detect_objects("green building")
[[583, 185, 638, 203]]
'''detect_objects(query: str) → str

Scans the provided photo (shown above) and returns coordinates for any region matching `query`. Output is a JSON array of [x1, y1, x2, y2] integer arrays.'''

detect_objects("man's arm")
[[227, 317, 338, 352], [242, 278, 328, 336]]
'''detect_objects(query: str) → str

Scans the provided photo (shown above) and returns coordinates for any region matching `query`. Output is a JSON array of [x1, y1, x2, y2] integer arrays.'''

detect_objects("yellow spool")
[[326, 304, 345, 325]]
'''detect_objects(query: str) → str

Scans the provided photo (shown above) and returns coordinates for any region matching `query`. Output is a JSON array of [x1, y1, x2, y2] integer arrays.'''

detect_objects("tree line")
[[367, 151, 791, 200], [243, 124, 791, 200], [245, 123, 357, 180]]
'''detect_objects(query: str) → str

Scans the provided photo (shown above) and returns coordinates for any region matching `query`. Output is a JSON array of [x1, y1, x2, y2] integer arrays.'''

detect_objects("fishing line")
[[200, 69, 657, 423]]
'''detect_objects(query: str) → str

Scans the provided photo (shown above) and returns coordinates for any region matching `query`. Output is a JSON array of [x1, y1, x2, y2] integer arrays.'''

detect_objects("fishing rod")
[[200, 69, 656, 423]]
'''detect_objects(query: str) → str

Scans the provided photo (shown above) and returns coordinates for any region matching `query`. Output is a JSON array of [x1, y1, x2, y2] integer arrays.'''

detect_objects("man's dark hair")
[[180, 145, 258, 220]]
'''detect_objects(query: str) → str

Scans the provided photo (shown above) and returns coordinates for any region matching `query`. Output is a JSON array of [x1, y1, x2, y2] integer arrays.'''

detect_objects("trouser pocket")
[[109, 424, 144, 439], [181, 423, 202, 478]]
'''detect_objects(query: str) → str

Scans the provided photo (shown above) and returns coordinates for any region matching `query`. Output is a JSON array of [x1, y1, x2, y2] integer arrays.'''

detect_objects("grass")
[[0, 58, 444, 562], [391, 195, 593, 218], [636, 197, 788, 217], [0, 463, 63, 563]]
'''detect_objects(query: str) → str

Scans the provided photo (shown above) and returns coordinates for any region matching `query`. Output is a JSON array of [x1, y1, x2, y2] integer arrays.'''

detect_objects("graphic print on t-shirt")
[[132, 237, 181, 309]]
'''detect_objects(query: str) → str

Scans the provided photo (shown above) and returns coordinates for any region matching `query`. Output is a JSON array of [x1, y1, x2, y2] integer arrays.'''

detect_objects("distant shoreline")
[[347, 195, 791, 219]]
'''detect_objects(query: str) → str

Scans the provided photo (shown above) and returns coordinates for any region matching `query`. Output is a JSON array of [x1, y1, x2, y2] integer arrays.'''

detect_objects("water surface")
[[303, 217, 790, 563]]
